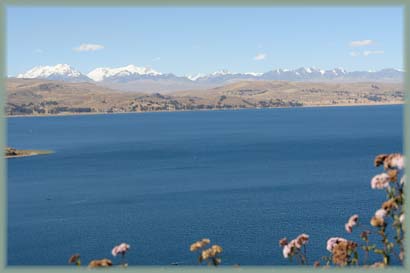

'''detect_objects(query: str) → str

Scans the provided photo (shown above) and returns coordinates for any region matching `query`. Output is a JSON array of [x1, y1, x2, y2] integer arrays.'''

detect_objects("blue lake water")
[[7, 105, 403, 265]]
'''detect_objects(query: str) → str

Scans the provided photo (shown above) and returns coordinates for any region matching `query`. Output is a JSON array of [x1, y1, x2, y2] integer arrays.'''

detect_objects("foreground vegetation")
[[66, 153, 405, 268], [280, 153, 405, 267]]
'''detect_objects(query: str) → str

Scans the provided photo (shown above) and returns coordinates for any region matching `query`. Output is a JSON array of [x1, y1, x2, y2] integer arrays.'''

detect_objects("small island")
[[5, 147, 53, 159]]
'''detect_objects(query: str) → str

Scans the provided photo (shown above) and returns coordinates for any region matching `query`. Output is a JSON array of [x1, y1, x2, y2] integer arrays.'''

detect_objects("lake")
[[7, 105, 403, 265]]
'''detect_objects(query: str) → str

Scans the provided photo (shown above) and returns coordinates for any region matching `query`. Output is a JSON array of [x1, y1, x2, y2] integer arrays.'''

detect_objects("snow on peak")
[[87, 64, 162, 82], [192, 70, 262, 80], [329, 67, 347, 75], [244, 72, 263, 76], [187, 73, 205, 81], [17, 64, 84, 79], [272, 68, 290, 73], [14, 65, 403, 83], [210, 69, 231, 76]]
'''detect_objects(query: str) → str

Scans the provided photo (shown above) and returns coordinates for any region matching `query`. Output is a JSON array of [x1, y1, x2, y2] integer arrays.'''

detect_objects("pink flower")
[[390, 154, 405, 170], [295, 233, 309, 246], [345, 214, 359, 233], [112, 243, 130, 257], [326, 237, 347, 252], [280, 233, 309, 259], [371, 173, 390, 189], [375, 209, 387, 219]]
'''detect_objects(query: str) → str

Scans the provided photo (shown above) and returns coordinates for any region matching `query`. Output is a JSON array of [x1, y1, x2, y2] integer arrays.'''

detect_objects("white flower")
[[326, 237, 347, 252], [371, 173, 390, 189], [345, 214, 359, 233], [390, 154, 405, 170], [112, 243, 130, 257], [375, 209, 387, 219]]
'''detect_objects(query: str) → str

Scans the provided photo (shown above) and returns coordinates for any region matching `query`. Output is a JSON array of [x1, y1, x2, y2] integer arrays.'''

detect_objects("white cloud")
[[349, 51, 360, 57], [349, 40, 374, 47], [74, 43, 104, 52], [253, 53, 267, 61], [363, 50, 384, 56], [152, 57, 161, 62]]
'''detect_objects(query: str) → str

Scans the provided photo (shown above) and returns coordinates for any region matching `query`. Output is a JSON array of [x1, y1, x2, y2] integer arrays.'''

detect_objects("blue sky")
[[7, 7, 403, 76]]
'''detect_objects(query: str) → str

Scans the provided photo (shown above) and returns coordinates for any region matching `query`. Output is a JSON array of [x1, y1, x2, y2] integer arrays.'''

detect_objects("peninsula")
[[5, 147, 52, 158]]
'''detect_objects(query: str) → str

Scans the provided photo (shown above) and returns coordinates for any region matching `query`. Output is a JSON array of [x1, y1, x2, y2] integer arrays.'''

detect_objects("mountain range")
[[15, 64, 404, 93]]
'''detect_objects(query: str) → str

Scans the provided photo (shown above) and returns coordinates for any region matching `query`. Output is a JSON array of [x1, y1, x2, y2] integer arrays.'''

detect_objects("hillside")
[[6, 78, 404, 116], [173, 81, 404, 107]]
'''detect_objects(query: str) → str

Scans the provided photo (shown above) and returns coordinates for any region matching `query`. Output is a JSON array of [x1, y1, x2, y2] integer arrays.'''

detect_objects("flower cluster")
[[88, 258, 113, 268], [112, 243, 130, 257], [370, 154, 405, 264], [370, 173, 390, 189], [280, 153, 405, 267], [190, 238, 223, 266], [279, 233, 309, 264], [69, 242, 130, 268], [111, 242, 130, 267], [190, 238, 210, 252], [199, 245, 223, 265], [374, 153, 405, 170], [326, 237, 358, 265], [331, 240, 358, 266], [326, 237, 347, 252]]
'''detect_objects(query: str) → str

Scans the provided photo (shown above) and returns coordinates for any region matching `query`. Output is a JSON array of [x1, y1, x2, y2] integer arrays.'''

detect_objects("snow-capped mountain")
[[258, 67, 403, 81], [87, 64, 163, 82], [347, 68, 404, 80], [187, 73, 206, 81], [15, 65, 403, 93], [192, 70, 260, 84], [16, 64, 91, 82], [260, 67, 347, 80]]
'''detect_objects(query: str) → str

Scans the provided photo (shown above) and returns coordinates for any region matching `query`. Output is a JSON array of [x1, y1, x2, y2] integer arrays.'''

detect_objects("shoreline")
[[6, 101, 404, 119], [5, 150, 53, 159]]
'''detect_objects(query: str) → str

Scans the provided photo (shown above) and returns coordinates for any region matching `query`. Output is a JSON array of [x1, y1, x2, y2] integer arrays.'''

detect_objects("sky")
[[7, 7, 404, 76]]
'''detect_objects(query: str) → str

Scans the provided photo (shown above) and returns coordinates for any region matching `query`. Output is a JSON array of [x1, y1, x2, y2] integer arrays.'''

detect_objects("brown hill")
[[172, 80, 404, 107], [6, 78, 404, 116]]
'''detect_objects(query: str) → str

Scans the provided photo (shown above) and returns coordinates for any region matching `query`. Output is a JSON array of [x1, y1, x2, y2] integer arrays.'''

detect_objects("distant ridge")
[[6, 78, 404, 116], [14, 64, 404, 93]]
